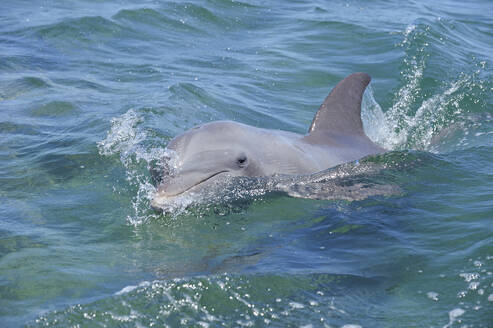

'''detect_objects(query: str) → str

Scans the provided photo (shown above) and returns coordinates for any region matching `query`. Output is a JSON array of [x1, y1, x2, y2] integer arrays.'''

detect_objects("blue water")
[[1, 0, 493, 327]]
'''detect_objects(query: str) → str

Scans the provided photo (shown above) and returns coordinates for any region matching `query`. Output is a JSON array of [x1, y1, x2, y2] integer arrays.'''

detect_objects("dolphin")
[[151, 73, 385, 210]]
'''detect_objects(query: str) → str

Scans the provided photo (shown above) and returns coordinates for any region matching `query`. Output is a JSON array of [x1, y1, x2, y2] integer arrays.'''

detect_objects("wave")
[[362, 19, 493, 152], [30, 272, 383, 328]]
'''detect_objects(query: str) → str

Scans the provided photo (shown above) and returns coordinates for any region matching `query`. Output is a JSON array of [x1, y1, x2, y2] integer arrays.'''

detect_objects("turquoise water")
[[1, 0, 493, 326]]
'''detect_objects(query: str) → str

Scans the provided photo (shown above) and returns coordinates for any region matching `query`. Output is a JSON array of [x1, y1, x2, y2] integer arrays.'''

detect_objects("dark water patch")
[[113, 7, 207, 38], [207, 0, 262, 10], [29, 101, 80, 118], [35, 152, 86, 182], [179, 3, 230, 26], [441, 20, 493, 61], [14, 134, 87, 158], [0, 163, 57, 196], [0, 54, 61, 74], [241, 200, 422, 278], [0, 116, 107, 169], [104, 63, 166, 84], [158, 80, 298, 137], [168, 83, 228, 120], [50, 77, 116, 93], [422, 0, 493, 24], [0, 76, 50, 101], [0, 121, 46, 137], [19, 15, 143, 57], [35, 16, 126, 43], [175, 55, 250, 73], [1, 128, 111, 195], [102, 63, 168, 84], [64, 116, 117, 140], [170, 1, 268, 32], [446, 146, 493, 176], [0, 231, 46, 259], [113, 3, 243, 34], [0, 247, 135, 327]]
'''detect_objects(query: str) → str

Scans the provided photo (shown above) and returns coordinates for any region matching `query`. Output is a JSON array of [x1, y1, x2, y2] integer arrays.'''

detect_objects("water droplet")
[[427, 292, 439, 301]]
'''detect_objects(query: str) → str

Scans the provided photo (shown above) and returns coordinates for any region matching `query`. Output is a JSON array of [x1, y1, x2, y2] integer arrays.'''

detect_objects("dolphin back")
[[308, 73, 371, 137]]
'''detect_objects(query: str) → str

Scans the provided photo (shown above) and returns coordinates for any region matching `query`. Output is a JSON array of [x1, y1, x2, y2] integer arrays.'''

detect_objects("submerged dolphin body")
[[151, 73, 385, 210]]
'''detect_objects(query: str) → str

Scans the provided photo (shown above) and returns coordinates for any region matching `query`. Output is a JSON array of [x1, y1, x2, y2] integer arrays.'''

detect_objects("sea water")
[[1, 0, 492, 327]]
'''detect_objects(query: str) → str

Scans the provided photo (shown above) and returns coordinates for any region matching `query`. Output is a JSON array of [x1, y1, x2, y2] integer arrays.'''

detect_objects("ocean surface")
[[1, 0, 493, 327]]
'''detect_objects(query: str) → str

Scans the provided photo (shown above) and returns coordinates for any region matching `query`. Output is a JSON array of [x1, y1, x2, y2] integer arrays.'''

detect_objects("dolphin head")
[[151, 121, 263, 209]]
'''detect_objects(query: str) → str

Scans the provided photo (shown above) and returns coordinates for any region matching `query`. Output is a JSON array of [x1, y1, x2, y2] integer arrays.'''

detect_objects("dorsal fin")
[[308, 73, 371, 136]]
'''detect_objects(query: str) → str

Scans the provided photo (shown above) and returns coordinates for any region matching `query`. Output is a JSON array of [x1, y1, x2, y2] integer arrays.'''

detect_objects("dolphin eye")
[[236, 155, 248, 167]]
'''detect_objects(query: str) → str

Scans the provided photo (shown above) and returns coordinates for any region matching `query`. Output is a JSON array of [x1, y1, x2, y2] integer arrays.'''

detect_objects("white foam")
[[97, 109, 197, 224], [459, 272, 479, 282], [115, 281, 151, 295], [427, 292, 439, 301], [362, 72, 472, 152], [443, 308, 465, 328], [468, 282, 479, 290], [360, 23, 485, 153], [97, 109, 146, 157], [289, 301, 304, 309], [115, 285, 139, 295]]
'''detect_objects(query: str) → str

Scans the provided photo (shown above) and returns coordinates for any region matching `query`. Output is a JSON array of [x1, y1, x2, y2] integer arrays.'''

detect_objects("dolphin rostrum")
[[151, 73, 386, 210]]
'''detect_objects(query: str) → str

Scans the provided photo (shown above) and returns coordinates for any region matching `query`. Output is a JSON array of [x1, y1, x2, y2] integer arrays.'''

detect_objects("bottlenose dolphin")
[[151, 73, 385, 210]]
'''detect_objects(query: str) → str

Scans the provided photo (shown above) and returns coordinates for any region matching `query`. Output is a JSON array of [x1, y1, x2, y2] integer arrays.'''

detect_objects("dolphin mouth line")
[[159, 170, 230, 198]]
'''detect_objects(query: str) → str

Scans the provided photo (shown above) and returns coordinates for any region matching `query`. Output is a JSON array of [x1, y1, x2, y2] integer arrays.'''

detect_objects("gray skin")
[[151, 73, 385, 209]]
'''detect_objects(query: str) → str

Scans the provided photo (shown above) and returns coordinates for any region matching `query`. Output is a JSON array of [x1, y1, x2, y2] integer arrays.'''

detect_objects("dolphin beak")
[[151, 168, 230, 210], [150, 149, 240, 210], [157, 169, 229, 197]]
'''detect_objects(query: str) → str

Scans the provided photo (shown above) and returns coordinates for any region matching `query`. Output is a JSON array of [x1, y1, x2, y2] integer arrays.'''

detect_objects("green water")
[[1, 0, 493, 327]]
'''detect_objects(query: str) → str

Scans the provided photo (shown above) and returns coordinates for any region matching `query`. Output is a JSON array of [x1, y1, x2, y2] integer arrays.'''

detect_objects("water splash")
[[362, 22, 492, 153], [98, 109, 168, 225], [362, 75, 474, 152], [97, 109, 146, 157], [97, 109, 213, 222], [443, 308, 465, 328]]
